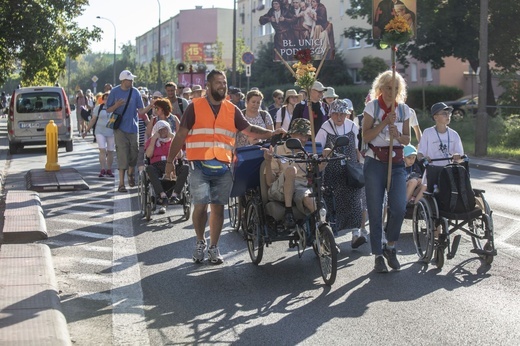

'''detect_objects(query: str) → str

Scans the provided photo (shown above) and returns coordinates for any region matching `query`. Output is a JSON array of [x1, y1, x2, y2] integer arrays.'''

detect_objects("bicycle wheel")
[[228, 197, 240, 231], [245, 199, 264, 265], [412, 199, 434, 263], [316, 224, 337, 286], [471, 195, 495, 265]]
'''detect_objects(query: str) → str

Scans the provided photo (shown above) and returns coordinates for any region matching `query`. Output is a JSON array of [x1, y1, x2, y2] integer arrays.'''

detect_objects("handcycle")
[[238, 135, 348, 286], [138, 158, 191, 221], [411, 155, 496, 269]]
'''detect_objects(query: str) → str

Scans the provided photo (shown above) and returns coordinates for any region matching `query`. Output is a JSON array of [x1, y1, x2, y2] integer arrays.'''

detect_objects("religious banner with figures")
[[373, 0, 417, 40], [259, 0, 335, 61]]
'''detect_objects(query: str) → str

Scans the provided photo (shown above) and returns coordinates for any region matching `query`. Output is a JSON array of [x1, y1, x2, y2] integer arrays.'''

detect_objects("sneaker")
[[383, 245, 401, 270], [352, 228, 368, 249], [192, 240, 206, 263], [98, 169, 106, 178], [169, 195, 181, 204], [158, 206, 166, 214], [374, 256, 389, 273], [284, 212, 296, 229], [106, 169, 115, 178], [208, 245, 224, 265]]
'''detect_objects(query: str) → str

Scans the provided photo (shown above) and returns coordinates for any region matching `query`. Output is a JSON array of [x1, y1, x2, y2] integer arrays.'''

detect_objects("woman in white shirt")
[[362, 70, 411, 273]]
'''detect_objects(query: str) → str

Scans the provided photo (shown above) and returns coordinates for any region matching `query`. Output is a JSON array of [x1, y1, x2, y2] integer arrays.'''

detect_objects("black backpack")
[[437, 163, 476, 213]]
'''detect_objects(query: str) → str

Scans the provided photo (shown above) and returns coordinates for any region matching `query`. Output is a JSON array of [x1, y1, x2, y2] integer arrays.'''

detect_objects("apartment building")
[[136, 6, 234, 72]]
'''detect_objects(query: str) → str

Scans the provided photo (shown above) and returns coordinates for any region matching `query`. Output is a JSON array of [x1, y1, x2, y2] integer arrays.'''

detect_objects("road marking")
[[52, 229, 112, 239], [61, 291, 112, 302], [52, 218, 114, 229], [112, 181, 150, 346]]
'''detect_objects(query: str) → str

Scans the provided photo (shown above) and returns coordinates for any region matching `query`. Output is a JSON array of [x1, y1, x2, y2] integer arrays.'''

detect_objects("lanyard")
[[435, 127, 450, 157]]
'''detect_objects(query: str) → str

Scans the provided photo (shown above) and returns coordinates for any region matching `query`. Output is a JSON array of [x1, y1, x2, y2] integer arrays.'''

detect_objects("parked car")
[[442, 95, 478, 121], [7, 86, 73, 154]]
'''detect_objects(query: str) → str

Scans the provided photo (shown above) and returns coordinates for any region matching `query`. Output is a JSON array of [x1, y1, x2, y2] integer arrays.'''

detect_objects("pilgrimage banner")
[[373, 0, 417, 40], [259, 0, 335, 61]]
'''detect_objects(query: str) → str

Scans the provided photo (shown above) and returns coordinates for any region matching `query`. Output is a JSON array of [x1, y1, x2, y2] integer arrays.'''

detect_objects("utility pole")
[[232, 0, 237, 86], [475, 0, 489, 156], [157, 0, 162, 91]]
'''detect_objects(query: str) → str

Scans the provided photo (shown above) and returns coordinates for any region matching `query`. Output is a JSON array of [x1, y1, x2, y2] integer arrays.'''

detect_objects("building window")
[[349, 68, 362, 84], [426, 62, 433, 81], [411, 63, 417, 82], [348, 34, 361, 49]]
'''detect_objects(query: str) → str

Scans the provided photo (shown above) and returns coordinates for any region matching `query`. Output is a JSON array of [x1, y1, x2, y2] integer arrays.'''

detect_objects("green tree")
[[0, 0, 101, 85], [213, 40, 226, 71], [359, 56, 388, 84], [344, 0, 520, 111]]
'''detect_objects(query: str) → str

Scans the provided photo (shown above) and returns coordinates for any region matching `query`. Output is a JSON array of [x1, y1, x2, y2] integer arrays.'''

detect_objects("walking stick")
[[386, 45, 398, 193]]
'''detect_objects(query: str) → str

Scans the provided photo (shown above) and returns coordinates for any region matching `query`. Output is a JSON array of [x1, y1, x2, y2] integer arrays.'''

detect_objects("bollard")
[[45, 120, 60, 171]]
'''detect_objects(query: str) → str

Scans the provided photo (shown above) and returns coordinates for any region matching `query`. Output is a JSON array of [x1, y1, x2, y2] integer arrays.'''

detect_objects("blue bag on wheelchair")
[[194, 159, 229, 176]]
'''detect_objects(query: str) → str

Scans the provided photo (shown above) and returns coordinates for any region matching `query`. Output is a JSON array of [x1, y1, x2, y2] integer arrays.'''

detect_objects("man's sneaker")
[[383, 245, 401, 270], [374, 256, 389, 273], [284, 212, 296, 229], [193, 240, 206, 263], [158, 206, 166, 214], [208, 245, 224, 265], [98, 169, 106, 178], [106, 169, 115, 178], [351, 228, 368, 249]]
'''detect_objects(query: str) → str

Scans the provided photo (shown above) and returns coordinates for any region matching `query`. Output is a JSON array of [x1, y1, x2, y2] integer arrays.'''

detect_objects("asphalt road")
[[3, 122, 520, 345]]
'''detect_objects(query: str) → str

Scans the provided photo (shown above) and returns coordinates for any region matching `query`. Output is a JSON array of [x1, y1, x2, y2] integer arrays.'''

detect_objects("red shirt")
[[144, 138, 172, 164]]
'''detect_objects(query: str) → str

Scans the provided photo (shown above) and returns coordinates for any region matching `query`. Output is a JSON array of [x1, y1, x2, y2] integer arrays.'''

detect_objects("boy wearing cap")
[[264, 118, 331, 228], [404, 144, 426, 204], [417, 102, 464, 167]]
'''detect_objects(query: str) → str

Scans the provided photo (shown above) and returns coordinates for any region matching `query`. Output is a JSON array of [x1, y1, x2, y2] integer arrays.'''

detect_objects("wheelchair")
[[233, 136, 348, 286], [138, 159, 191, 221], [410, 156, 496, 269]]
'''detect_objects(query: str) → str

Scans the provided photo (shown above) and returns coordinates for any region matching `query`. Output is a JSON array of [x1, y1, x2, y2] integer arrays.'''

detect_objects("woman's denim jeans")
[[364, 156, 407, 256]]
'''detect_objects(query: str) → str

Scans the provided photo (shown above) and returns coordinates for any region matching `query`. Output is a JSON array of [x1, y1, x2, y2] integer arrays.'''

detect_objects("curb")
[[0, 244, 71, 345], [2, 190, 47, 243]]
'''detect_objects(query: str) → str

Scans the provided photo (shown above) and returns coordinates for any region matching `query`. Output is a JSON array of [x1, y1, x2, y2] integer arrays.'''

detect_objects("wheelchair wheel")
[[145, 184, 156, 221], [472, 195, 495, 265], [228, 197, 241, 231], [182, 183, 191, 221], [315, 224, 337, 286], [244, 199, 264, 265], [412, 199, 435, 263], [434, 246, 445, 269], [138, 171, 147, 218]]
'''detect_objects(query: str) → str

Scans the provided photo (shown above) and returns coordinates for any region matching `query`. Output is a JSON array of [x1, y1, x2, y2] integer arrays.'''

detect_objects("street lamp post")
[[96, 16, 117, 86], [157, 0, 162, 91]]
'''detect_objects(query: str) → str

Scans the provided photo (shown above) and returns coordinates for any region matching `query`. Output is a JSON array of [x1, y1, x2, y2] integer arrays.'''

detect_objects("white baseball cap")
[[119, 70, 136, 81]]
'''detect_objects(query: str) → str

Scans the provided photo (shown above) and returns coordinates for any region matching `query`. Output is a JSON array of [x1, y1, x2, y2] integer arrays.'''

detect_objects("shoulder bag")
[[106, 89, 133, 130]]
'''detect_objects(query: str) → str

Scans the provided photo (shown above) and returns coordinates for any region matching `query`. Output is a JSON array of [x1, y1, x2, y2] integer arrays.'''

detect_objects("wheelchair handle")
[[422, 154, 468, 166]]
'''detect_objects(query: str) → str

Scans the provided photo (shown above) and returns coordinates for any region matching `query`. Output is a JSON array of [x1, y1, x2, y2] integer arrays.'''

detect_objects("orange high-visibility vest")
[[185, 98, 236, 163]]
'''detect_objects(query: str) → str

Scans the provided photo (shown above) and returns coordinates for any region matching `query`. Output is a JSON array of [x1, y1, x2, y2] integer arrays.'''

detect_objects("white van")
[[7, 86, 73, 154]]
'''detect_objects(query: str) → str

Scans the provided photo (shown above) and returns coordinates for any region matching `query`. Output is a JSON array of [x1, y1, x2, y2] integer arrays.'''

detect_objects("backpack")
[[437, 163, 476, 214]]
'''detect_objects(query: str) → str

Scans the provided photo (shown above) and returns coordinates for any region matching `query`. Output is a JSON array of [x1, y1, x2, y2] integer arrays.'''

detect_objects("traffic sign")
[[91, 75, 98, 83], [245, 64, 252, 77], [242, 52, 254, 65]]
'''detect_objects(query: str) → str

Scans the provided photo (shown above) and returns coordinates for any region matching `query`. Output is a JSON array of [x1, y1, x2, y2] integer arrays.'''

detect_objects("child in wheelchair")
[[404, 144, 426, 205], [144, 120, 189, 214]]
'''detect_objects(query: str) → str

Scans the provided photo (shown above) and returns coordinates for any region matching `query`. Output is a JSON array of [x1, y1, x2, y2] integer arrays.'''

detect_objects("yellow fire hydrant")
[[45, 120, 60, 171]]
